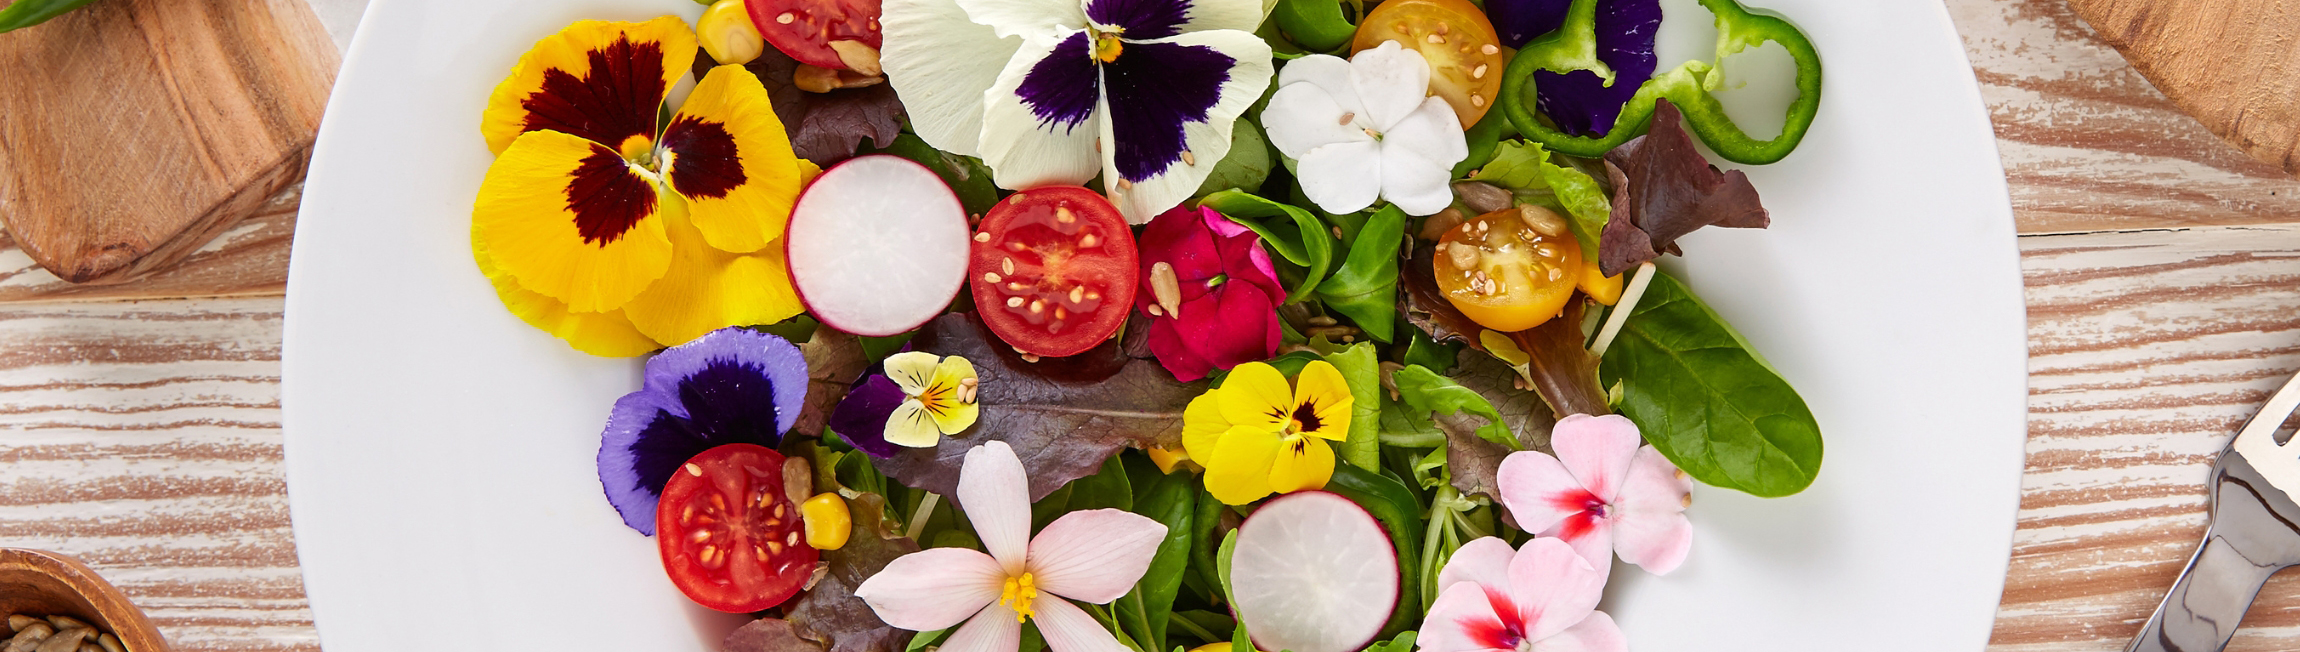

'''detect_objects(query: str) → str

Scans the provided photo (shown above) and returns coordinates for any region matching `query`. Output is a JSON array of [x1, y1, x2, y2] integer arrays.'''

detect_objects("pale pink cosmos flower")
[[1495, 414, 1693, 574], [1419, 537, 1623, 652], [855, 441, 1167, 652]]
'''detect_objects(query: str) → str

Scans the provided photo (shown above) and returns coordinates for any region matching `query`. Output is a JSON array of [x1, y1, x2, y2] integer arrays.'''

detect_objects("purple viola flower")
[[1534, 0, 1662, 137], [878, 0, 1275, 222], [597, 327, 806, 534], [1136, 205, 1284, 382]]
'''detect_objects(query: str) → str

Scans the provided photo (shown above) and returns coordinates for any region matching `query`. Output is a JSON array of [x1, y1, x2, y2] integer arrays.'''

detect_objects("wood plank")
[[1946, 0, 2300, 234], [2062, 0, 2300, 175], [1992, 225, 2300, 651], [0, 298, 314, 652], [0, 186, 294, 304], [0, 0, 335, 284]]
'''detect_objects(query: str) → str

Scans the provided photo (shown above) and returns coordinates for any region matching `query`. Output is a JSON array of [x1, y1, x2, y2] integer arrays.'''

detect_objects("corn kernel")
[[698, 0, 766, 65], [800, 493, 851, 550]]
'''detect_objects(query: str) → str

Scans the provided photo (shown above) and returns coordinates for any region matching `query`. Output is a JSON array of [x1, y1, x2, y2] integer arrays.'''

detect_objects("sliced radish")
[[1231, 491, 1398, 652], [786, 155, 970, 336]]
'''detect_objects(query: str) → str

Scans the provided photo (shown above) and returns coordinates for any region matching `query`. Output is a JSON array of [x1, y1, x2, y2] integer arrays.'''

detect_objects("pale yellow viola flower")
[[881, 351, 982, 448], [1182, 360, 1354, 505]]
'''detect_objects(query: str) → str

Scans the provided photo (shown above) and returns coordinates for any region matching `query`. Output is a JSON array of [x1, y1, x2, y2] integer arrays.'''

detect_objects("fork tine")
[[2242, 370, 2300, 454]]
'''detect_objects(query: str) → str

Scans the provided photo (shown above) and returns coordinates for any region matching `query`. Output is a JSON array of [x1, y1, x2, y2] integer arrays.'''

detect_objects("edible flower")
[[474, 18, 806, 353], [596, 327, 808, 534], [1182, 361, 1353, 505], [1137, 206, 1284, 382], [1262, 41, 1469, 217], [1495, 414, 1693, 573], [827, 352, 981, 456], [877, 0, 1275, 223], [1419, 537, 1625, 652], [856, 441, 1168, 646]]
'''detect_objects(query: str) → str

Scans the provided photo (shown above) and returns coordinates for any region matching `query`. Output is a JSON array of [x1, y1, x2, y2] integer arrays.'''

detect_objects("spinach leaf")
[[1361, 632, 1418, 652], [1115, 473, 1198, 652], [1272, 0, 1359, 52], [1325, 342, 1385, 472], [1069, 455, 1135, 513], [1194, 118, 1277, 200], [1313, 205, 1407, 342], [1200, 190, 1337, 304], [1597, 270, 1822, 497], [1469, 141, 1610, 260]]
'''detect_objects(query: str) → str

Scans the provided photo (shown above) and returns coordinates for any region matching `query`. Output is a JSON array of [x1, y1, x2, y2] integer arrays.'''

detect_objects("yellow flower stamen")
[[616, 133, 657, 164], [1000, 572, 1040, 622], [1094, 31, 1125, 63]]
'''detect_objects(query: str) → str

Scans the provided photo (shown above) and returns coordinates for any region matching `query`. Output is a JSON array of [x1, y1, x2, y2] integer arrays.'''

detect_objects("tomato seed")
[[1029, 300, 1044, 314], [685, 463, 703, 476], [787, 532, 800, 546], [985, 272, 1002, 283], [1426, 33, 1445, 44], [1008, 282, 1027, 292], [776, 12, 795, 23], [1472, 64, 1488, 79], [756, 545, 770, 562], [1007, 297, 1024, 308], [769, 541, 785, 554], [974, 232, 991, 243], [1481, 44, 1500, 55], [1069, 286, 1085, 304], [1339, 112, 1355, 125], [1002, 257, 1015, 275], [1548, 268, 1564, 282], [1182, 151, 1196, 165], [1471, 95, 1485, 107], [1056, 207, 1076, 224], [1055, 307, 1069, 320], [691, 529, 712, 543], [1080, 233, 1099, 248]]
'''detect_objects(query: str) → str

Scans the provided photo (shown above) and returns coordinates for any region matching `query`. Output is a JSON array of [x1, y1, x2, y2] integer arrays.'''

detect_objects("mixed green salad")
[[461, 0, 1824, 649]]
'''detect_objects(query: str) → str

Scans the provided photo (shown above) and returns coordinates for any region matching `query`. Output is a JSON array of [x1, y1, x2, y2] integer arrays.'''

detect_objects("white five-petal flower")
[[855, 441, 1170, 652], [1262, 41, 1469, 216], [881, 0, 1275, 223]]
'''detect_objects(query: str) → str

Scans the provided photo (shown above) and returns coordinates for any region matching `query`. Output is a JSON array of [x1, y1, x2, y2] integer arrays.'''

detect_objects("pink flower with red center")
[[1495, 414, 1693, 574], [1135, 205, 1284, 382], [1418, 537, 1623, 652]]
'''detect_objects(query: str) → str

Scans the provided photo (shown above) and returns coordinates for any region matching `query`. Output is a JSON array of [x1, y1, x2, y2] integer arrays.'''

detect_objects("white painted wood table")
[[2, 0, 2299, 650]]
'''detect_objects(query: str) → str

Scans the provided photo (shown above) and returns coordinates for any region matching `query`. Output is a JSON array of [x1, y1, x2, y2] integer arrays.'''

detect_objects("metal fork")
[[2127, 370, 2300, 652]]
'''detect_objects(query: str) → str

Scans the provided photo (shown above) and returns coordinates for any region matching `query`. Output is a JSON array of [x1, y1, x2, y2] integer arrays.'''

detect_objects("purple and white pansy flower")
[[596, 327, 807, 534], [881, 0, 1275, 223]]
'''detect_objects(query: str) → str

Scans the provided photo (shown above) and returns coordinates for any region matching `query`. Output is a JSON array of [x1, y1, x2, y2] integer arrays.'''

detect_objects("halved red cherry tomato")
[[1433, 206, 1581, 332], [745, 0, 883, 72], [1353, 0, 1507, 128], [656, 444, 816, 613], [968, 187, 1139, 357]]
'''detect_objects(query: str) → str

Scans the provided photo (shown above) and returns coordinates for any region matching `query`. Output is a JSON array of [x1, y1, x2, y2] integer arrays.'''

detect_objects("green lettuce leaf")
[[1469, 141, 1610, 259]]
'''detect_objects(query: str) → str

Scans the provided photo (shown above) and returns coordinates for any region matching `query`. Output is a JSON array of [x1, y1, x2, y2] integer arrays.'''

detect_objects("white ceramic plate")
[[282, 0, 2026, 649]]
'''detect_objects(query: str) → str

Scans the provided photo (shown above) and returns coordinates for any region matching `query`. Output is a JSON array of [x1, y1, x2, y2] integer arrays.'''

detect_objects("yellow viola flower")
[[472, 17, 805, 354], [881, 352, 982, 448], [1182, 361, 1355, 505]]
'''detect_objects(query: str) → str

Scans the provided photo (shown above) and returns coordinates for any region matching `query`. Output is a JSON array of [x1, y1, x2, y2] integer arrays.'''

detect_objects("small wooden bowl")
[[0, 549, 167, 652]]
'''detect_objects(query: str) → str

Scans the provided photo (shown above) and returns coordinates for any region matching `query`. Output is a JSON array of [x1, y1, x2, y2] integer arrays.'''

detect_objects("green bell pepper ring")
[[1321, 464, 1425, 640], [1498, 0, 1823, 165]]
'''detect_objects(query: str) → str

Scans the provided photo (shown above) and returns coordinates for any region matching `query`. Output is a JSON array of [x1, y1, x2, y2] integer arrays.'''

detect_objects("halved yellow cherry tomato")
[[1579, 260, 1623, 305], [1433, 206, 1581, 332], [1352, 0, 1507, 128]]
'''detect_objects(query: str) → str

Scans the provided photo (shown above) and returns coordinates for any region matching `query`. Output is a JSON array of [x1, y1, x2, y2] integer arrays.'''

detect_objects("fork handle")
[[2127, 522, 2291, 651]]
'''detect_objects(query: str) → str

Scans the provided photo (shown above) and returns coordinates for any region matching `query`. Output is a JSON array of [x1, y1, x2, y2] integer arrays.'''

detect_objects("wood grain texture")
[[0, 0, 335, 284], [2062, 0, 2300, 175], [0, 299, 313, 652], [0, 187, 295, 304], [1948, 0, 2300, 235], [1994, 226, 2300, 651]]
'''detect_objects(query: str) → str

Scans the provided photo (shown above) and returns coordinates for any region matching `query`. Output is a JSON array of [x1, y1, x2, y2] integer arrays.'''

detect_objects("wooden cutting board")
[[2064, 0, 2300, 177], [0, 0, 336, 284]]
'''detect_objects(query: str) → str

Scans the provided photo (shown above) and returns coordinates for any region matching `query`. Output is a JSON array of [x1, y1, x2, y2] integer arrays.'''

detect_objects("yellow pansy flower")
[[471, 17, 805, 354], [1182, 360, 1354, 505], [881, 352, 982, 448]]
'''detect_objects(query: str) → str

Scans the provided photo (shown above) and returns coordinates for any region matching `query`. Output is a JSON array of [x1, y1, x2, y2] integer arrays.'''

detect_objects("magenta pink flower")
[[1419, 537, 1624, 652], [1496, 414, 1694, 574], [853, 441, 1168, 652], [1136, 206, 1285, 382]]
